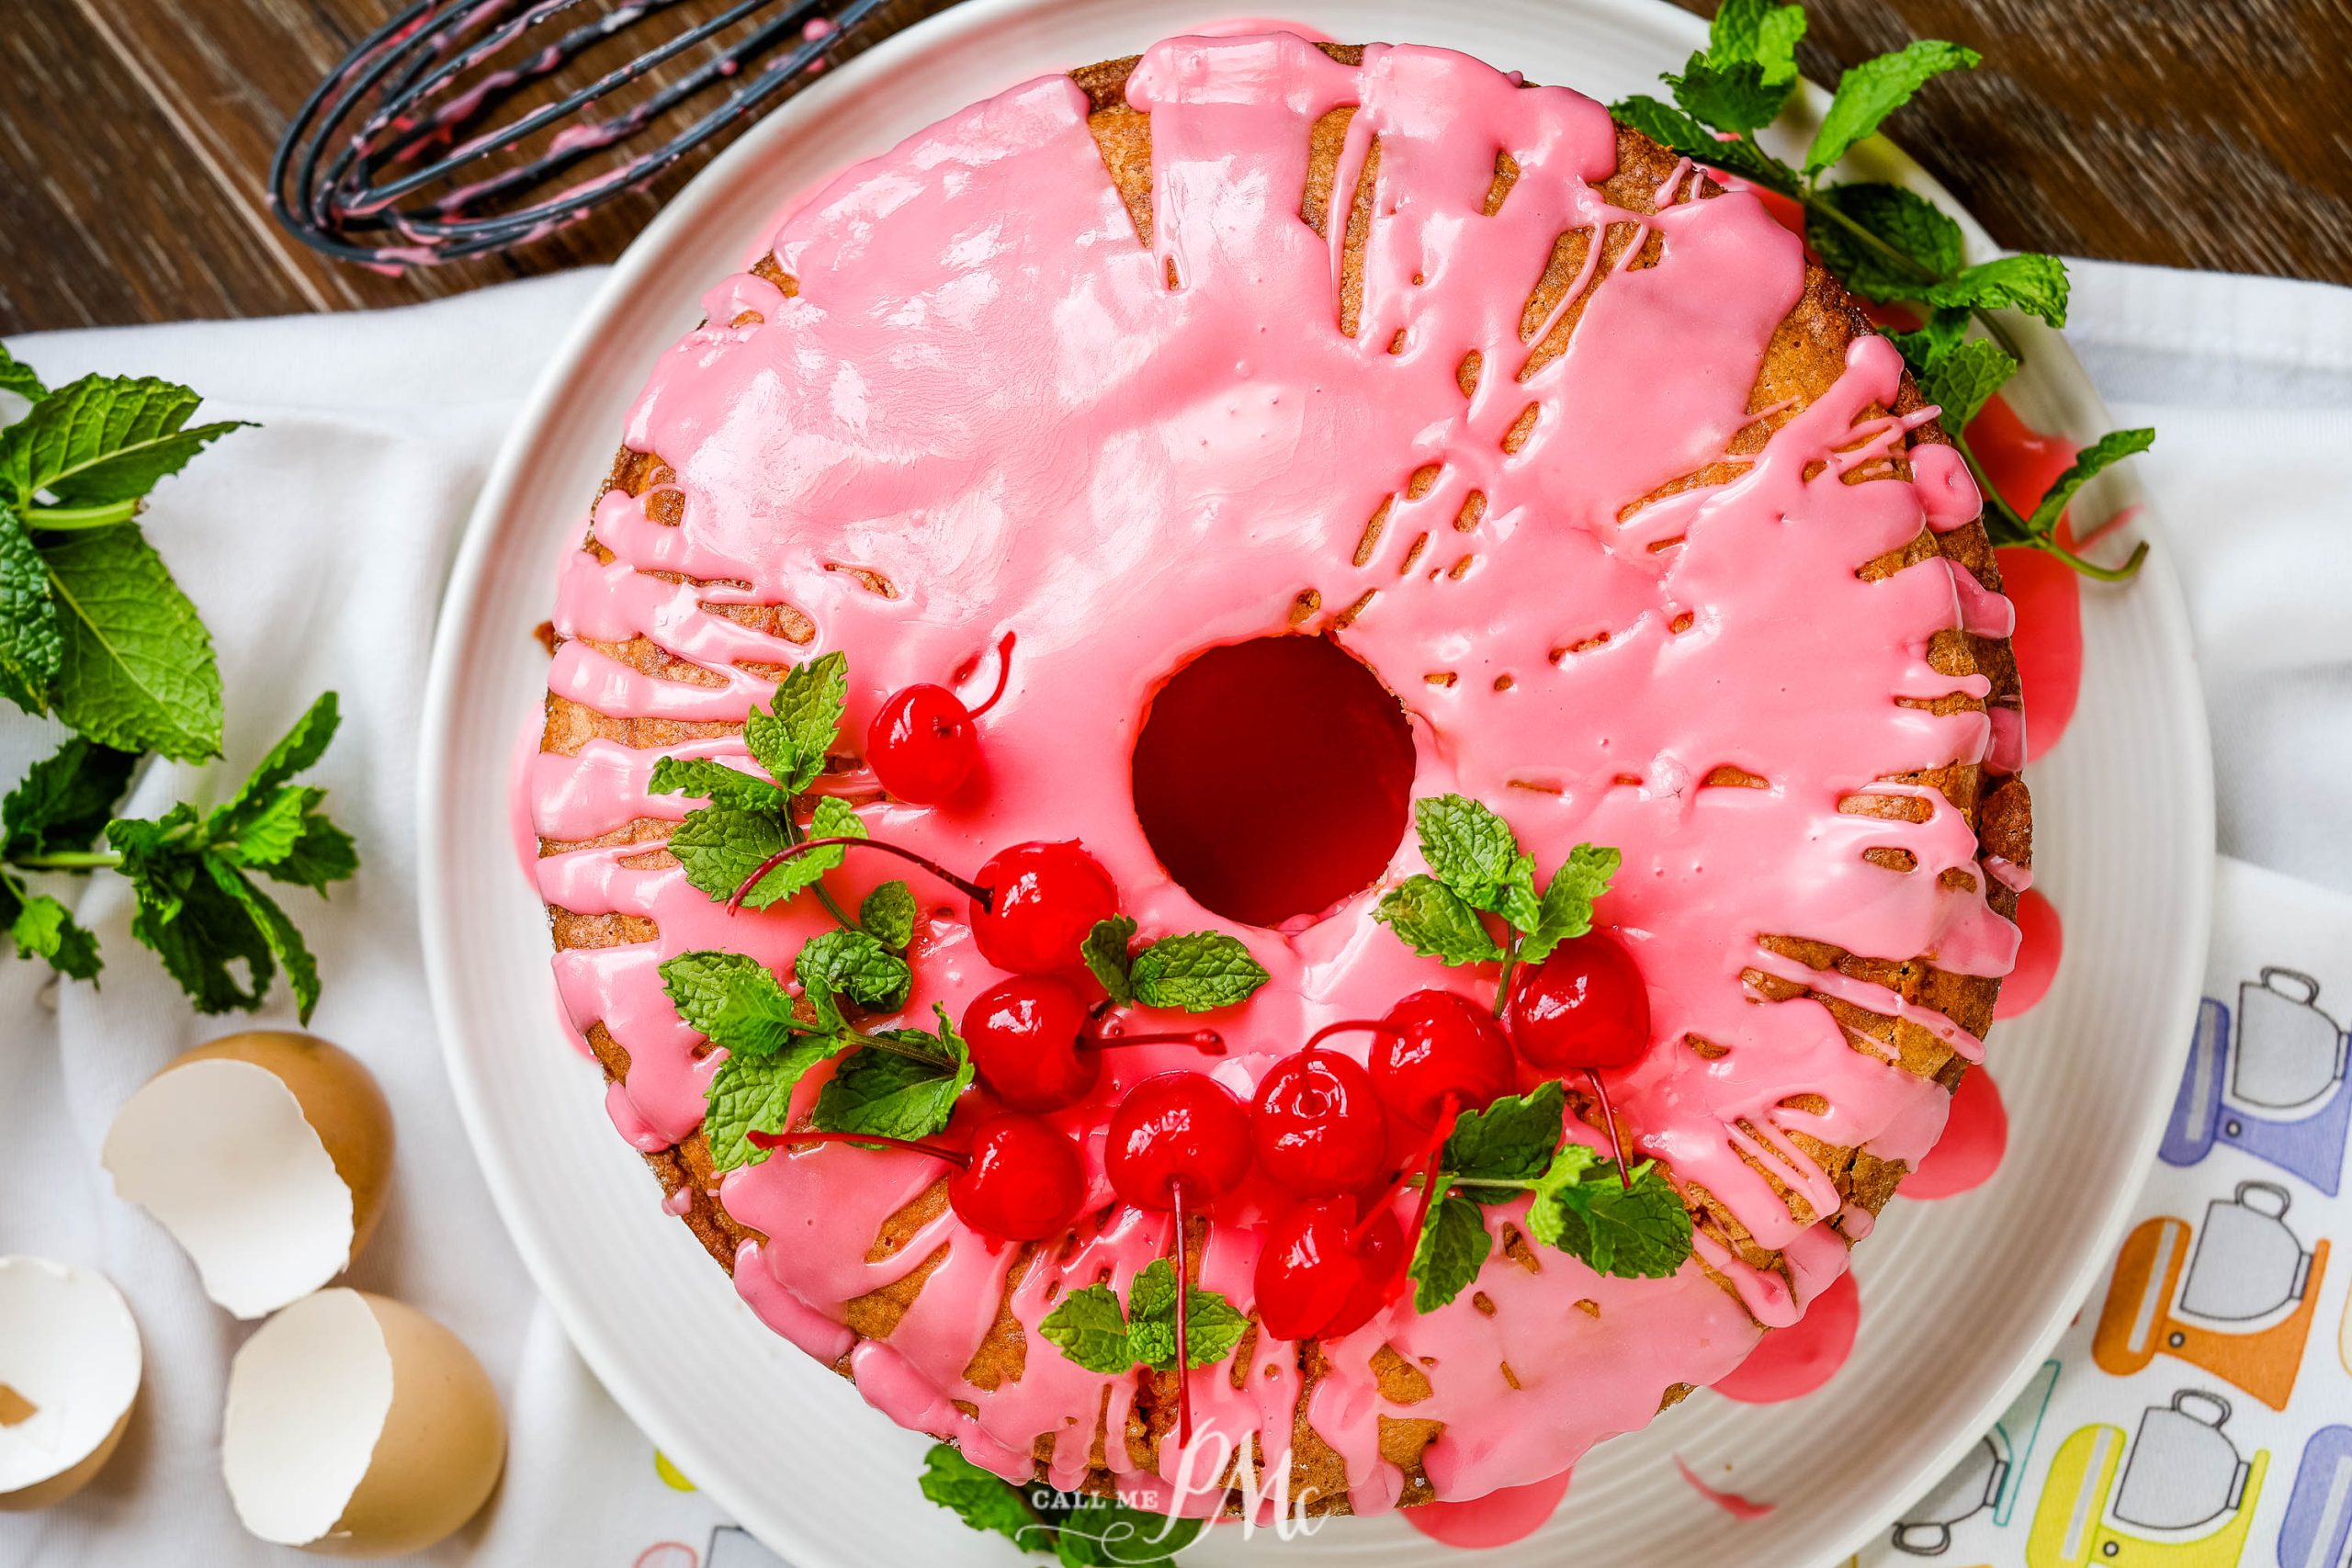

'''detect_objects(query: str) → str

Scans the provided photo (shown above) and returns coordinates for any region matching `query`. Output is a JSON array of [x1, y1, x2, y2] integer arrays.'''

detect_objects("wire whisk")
[[271, 0, 898, 268]]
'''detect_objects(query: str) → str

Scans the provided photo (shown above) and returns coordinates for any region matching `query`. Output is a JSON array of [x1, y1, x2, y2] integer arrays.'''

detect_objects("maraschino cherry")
[[1105, 1072, 1253, 1448], [1253, 1197, 1405, 1341], [1250, 1037, 1390, 1197], [963, 975, 1224, 1111], [867, 632, 1016, 805], [1365, 989, 1515, 1134], [1508, 931, 1651, 1184], [729, 837, 1116, 975], [750, 1112, 1085, 1243]]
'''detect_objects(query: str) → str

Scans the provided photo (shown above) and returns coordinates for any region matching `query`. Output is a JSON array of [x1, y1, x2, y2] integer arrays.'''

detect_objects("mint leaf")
[[1915, 337, 2018, 432], [0, 375, 247, 508], [4, 879, 102, 981], [203, 858, 322, 1022], [1925, 252, 2070, 326], [0, 506, 59, 714], [1531, 1157, 1693, 1279], [665, 806, 789, 906], [1126, 1258, 1249, 1371], [1666, 52, 1792, 133], [1127, 931, 1266, 1012], [1708, 0, 1805, 81], [206, 696, 353, 888], [2023, 428, 2155, 537], [0, 344, 47, 403], [1082, 915, 1136, 1005], [745, 650, 846, 793], [40, 523, 223, 761], [1414, 795, 1524, 908], [1408, 1193, 1490, 1312], [109, 807, 275, 1012], [648, 755, 788, 812], [812, 1005, 971, 1140], [1052, 1499, 1202, 1566], [1808, 183, 1964, 301], [796, 927, 911, 1012], [1608, 96, 1801, 196], [1804, 40, 1980, 175], [661, 949, 811, 1057], [713, 794, 868, 911], [918, 1443, 1043, 1549], [1443, 1080, 1566, 1189], [1373, 874, 1501, 965], [1520, 843, 1622, 964], [860, 879, 917, 951], [1038, 1282, 1134, 1374], [1889, 308, 1973, 370], [3, 736, 135, 856], [255, 814, 358, 892], [703, 1048, 810, 1174]]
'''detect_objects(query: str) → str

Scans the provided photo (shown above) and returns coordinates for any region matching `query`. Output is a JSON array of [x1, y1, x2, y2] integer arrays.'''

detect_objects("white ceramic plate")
[[418, 1, 2214, 1562]]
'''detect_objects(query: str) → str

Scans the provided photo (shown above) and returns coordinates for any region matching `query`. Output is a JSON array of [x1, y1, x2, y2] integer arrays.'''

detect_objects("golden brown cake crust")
[[535, 45, 2030, 1514]]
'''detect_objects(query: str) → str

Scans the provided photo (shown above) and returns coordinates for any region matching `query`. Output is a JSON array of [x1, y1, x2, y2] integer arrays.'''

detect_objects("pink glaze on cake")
[[526, 34, 2018, 1513]]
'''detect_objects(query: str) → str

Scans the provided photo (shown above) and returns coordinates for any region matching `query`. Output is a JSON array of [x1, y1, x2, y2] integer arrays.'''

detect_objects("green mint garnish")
[[810, 1004, 972, 1142], [0, 344, 47, 403], [859, 878, 917, 951], [1408, 1195, 1492, 1313], [1403, 1079, 1695, 1308], [918, 1442, 1203, 1564], [744, 649, 846, 795], [703, 1039, 853, 1175], [1080, 917, 1264, 1014], [1608, 2, 2152, 579], [660, 949, 812, 1059], [795, 927, 912, 1012], [1374, 793, 1617, 997], [1037, 1258, 1248, 1375]]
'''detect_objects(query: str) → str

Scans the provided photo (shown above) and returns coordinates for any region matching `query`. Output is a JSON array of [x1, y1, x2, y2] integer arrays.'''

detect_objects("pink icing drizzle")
[[1673, 1456, 1775, 1519], [526, 33, 2018, 1511]]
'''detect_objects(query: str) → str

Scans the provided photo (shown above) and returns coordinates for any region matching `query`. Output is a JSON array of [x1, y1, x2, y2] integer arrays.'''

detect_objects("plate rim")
[[417, 1, 2216, 1562]]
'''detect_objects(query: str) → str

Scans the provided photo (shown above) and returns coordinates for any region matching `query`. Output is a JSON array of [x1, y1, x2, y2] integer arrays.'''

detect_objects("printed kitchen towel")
[[1, 254, 2347, 1568]]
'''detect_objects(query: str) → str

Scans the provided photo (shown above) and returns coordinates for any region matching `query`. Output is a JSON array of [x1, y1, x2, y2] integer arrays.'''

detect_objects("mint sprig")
[[0, 348, 354, 1016], [1374, 795, 1618, 999], [1080, 919, 1266, 1013], [919, 1442, 1202, 1565], [810, 1004, 972, 1142], [1402, 1079, 1695, 1309], [1609, 0, 2151, 579], [650, 651, 870, 919], [1037, 1258, 1249, 1375]]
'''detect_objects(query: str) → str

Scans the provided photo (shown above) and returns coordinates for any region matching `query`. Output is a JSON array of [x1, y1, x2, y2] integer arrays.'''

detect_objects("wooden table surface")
[[3, 0, 2346, 334]]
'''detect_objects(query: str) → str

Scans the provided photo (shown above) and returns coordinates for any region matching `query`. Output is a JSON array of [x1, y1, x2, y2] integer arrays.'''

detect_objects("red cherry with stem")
[[727, 837, 1116, 976], [1508, 932, 1652, 1186], [1250, 1034, 1390, 1198], [746, 1115, 1085, 1242], [963, 975, 1225, 1112], [1105, 1072, 1253, 1448], [867, 632, 1016, 805], [1365, 989, 1515, 1134], [1253, 1198, 1406, 1340]]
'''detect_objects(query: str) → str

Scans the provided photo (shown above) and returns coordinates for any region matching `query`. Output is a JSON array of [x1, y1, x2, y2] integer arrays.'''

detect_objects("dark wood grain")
[[0, 0, 2343, 333]]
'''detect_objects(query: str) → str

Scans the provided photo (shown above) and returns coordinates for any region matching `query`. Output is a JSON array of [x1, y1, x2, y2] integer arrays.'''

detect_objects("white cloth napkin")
[[1, 256, 2346, 1567]]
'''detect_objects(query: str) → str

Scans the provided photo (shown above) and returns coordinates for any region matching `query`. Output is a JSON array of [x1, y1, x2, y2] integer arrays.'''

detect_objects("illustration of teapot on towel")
[[2163, 967, 2350, 1195]]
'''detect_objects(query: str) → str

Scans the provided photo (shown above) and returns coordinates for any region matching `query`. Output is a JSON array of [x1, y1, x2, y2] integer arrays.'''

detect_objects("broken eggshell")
[[101, 1032, 393, 1319], [0, 1256, 142, 1511], [223, 1288, 504, 1556]]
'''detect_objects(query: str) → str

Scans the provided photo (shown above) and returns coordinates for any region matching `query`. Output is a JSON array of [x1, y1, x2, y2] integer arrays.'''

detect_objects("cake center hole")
[[1131, 635, 1416, 929]]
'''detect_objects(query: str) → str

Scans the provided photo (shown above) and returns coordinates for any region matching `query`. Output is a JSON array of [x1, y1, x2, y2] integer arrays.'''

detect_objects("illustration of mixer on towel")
[[2165, 969, 2349, 1196]]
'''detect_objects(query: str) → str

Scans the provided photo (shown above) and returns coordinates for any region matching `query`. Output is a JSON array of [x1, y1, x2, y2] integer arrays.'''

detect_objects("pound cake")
[[525, 32, 2031, 1520]]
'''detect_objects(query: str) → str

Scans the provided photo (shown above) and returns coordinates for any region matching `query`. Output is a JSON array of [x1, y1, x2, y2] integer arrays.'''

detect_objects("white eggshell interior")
[[101, 1057, 355, 1319], [222, 1288, 394, 1547], [0, 1257, 141, 1495]]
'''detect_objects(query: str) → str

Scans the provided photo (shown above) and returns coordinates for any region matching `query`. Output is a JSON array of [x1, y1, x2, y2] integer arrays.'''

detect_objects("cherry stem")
[[1085, 1025, 1226, 1056], [726, 834, 989, 916], [1302, 1020, 1403, 1051], [1399, 1092, 1461, 1269], [1170, 1179, 1193, 1449], [1588, 1070, 1634, 1190], [965, 631, 1017, 720], [746, 1128, 967, 1165]]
